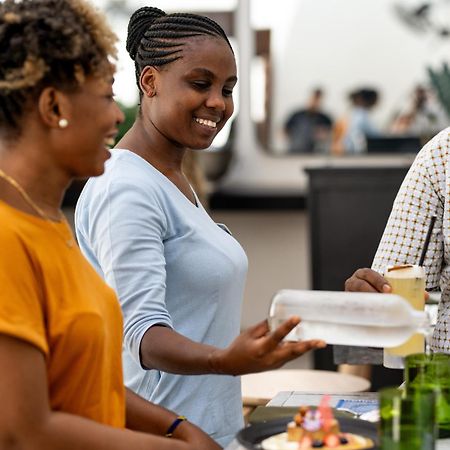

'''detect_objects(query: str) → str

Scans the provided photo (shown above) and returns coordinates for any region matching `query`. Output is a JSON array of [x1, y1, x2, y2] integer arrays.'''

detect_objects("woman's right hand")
[[344, 268, 391, 293], [209, 317, 326, 376]]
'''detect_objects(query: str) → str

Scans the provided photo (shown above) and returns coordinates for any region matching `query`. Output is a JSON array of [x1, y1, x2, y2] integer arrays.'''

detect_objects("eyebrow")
[[190, 68, 237, 83]]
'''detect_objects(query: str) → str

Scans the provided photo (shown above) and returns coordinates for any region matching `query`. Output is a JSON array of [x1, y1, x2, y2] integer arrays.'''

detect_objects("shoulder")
[[0, 206, 35, 267], [101, 149, 162, 187], [75, 150, 170, 231], [413, 128, 450, 173], [79, 150, 165, 205], [395, 128, 450, 204], [0, 203, 25, 240], [316, 112, 332, 125], [421, 128, 450, 157], [286, 110, 307, 124]]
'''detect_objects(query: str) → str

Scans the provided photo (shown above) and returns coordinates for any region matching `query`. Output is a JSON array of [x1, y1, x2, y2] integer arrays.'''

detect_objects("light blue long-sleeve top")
[[75, 149, 248, 446], [343, 107, 379, 154]]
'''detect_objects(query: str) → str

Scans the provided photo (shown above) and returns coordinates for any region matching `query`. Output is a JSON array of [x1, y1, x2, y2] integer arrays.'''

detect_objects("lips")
[[104, 137, 115, 147], [104, 129, 119, 149]]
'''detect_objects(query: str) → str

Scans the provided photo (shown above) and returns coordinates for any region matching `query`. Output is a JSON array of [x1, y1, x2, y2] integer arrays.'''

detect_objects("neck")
[[0, 152, 68, 220], [116, 121, 201, 206], [117, 119, 186, 176]]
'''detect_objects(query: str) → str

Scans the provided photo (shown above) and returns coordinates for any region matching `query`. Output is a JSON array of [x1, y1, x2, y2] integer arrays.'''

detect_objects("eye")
[[192, 81, 211, 90], [223, 87, 234, 98]]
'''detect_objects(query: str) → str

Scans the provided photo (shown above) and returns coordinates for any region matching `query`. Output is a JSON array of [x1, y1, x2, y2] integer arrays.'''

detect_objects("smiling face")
[[53, 76, 124, 177], [141, 36, 237, 150]]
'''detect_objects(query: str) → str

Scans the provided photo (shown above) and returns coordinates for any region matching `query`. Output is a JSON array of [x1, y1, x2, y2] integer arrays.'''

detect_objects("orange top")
[[0, 201, 125, 427]]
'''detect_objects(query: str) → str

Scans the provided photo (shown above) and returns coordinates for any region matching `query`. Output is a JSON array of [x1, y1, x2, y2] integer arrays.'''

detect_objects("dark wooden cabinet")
[[306, 166, 410, 387], [306, 166, 410, 292]]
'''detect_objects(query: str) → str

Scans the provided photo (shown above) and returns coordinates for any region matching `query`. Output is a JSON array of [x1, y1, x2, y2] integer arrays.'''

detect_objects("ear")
[[139, 66, 159, 98], [37, 87, 70, 128]]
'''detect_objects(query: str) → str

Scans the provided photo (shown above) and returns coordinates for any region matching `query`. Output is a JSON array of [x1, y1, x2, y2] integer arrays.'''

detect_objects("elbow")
[[139, 330, 157, 370]]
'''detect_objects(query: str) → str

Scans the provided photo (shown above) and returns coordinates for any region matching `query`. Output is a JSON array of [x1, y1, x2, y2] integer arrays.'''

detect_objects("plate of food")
[[237, 396, 378, 450]]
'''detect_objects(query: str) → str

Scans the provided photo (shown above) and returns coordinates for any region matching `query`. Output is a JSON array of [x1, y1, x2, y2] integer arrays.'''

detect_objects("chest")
[[162, 207, 248, 291]]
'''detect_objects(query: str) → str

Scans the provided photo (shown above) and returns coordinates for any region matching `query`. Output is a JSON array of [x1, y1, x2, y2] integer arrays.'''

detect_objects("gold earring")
[[58, 118, 69, 128]]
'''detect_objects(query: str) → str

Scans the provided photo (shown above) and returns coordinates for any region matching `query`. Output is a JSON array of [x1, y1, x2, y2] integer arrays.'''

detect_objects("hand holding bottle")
[[209, 318, 326, 376], [345, 268, 392, 293], [345, 267, 429, 301]]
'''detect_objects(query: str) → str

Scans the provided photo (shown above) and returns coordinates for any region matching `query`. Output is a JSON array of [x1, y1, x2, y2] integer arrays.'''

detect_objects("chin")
[[191, 140, 215, 150], [77, 163, 106, 178], [90, 164, 107, 177], [91, 150, 110, 175]]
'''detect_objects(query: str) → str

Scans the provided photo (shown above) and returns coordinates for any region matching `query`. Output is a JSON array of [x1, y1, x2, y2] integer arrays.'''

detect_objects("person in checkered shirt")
[[340, 128, 450, 370]]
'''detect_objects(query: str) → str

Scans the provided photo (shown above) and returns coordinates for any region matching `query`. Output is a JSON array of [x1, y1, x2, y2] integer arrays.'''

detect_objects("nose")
[[205, 90, 226, 111], [115, 101, 125, 124]]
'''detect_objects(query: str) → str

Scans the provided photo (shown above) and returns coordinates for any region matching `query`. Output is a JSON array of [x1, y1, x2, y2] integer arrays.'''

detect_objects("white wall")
[[250, 0, 450, 150]]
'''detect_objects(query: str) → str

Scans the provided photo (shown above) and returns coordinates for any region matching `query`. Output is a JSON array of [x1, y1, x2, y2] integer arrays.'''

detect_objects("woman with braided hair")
[[75, 6, 325, 446], [0, 0, 222, 448]]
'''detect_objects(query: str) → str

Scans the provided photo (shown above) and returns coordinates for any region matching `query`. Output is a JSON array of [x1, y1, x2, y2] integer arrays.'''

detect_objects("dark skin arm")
[[125, 389, 220, 449], [140, 317, 326, 375], [0, 334, 218, 450]]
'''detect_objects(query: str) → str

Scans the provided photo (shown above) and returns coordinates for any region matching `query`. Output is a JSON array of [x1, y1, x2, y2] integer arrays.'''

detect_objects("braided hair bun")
[[126, 6, 165, 60], [125, 5, 233, 93]]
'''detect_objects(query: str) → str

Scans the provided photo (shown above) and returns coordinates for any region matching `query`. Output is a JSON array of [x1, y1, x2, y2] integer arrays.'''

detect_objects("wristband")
[[165, 415, 187, 437]]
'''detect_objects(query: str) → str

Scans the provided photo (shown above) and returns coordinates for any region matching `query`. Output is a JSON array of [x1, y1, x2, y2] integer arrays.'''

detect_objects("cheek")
[[155, 97, 179, 121], [224, 100, 234, 121], [72, 110, 96, 130]]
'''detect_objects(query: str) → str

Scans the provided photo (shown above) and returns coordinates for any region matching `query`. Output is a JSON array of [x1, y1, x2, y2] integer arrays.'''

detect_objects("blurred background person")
[[390, 84, 448, 140], [332, 88, 380, 155], [284, 88, 333, 154]]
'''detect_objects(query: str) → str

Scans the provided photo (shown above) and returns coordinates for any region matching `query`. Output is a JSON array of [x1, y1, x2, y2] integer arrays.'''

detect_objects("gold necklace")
[[0, 168, 74, 248]]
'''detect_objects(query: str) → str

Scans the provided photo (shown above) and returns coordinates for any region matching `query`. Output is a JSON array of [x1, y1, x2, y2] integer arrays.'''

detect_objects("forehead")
[[169, 36, 236, 79]]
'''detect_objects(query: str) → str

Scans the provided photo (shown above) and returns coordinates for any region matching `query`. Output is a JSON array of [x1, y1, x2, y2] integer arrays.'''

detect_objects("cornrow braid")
[[0, 0, 118, 139], [126, 6, 232, 88]]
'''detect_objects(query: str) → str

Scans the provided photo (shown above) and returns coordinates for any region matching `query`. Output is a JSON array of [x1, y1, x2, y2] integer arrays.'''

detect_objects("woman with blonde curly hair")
[[0, 0, 220, 448]]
